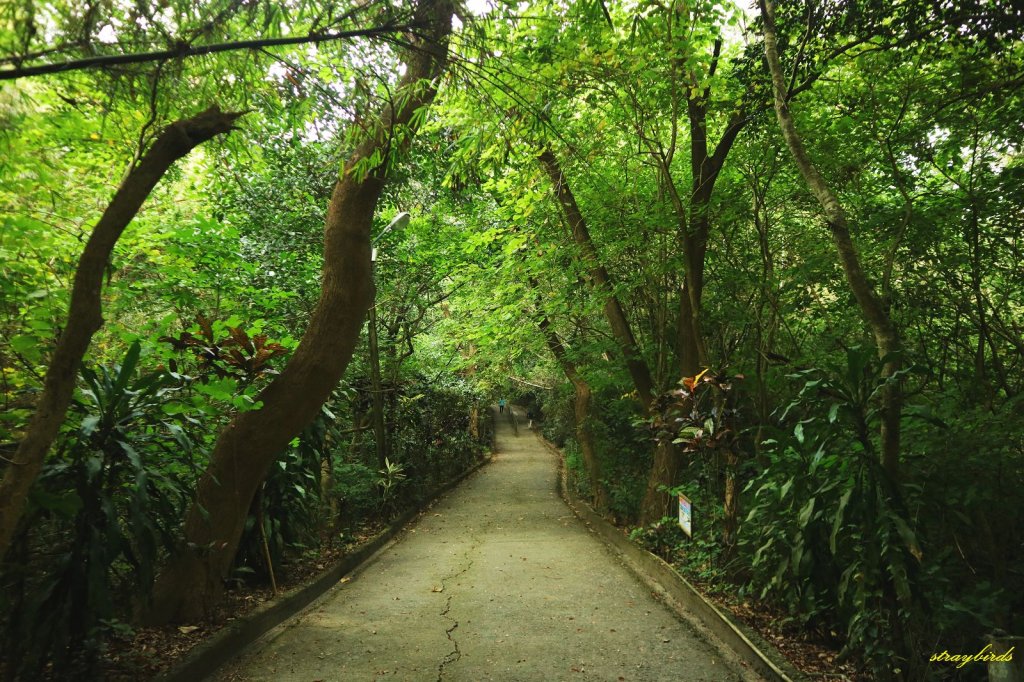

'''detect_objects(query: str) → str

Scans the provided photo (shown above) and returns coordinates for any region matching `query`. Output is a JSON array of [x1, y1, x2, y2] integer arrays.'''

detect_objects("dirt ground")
[[215, 408, 759, 682]]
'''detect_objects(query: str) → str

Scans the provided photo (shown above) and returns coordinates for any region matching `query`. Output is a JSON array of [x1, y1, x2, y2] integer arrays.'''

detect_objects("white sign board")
[[678, 494, 692, 538]]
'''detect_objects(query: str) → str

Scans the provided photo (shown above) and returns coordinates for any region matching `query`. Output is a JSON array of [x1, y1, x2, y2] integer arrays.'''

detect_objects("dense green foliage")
[[1, 0, 1022, 679]]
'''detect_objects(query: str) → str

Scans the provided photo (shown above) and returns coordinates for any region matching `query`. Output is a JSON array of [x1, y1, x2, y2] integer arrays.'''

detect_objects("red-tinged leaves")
[[225, 326, 254, 353], [651, 370, 744, 456], [161, 316, 290, 382], [197, 315, 214, 342], [228, 348, 248, 369]]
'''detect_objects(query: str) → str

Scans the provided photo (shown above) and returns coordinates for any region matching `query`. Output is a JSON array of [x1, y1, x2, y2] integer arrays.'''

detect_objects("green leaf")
[[798, 497, 816, 528], [830, 488, 853, 554], [116, 341, 142, 388], [80, 415, 100, 437], [780, 478, 793, 500], [10, 334, 37, 354], [888, 512, 923, 562]]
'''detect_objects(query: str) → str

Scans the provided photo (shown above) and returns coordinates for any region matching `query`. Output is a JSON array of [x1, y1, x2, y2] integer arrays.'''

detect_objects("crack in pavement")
[[436, 538, 478, 682], [213, 415, 751, 682]]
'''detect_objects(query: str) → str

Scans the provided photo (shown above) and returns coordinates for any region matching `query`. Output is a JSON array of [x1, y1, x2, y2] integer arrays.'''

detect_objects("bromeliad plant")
[[643, 370, 746, 559]]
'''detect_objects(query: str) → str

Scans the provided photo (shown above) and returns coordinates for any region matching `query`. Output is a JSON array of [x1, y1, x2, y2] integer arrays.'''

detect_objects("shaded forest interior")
[[0, 0, 1022, 680]]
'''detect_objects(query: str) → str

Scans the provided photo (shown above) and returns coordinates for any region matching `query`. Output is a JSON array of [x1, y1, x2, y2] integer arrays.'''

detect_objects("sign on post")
[[678, 493, 692, 538]]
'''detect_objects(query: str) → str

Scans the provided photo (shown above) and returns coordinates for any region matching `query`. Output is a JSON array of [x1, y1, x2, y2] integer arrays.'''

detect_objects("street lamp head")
[[388, 211, 411, 232], [372, 211, 411, 262]]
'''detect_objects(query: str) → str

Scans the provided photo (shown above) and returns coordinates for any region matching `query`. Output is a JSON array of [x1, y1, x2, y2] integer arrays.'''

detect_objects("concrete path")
[[217, 407, 754, 682]]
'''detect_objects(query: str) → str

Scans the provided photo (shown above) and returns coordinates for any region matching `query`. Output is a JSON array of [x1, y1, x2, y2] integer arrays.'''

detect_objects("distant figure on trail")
[[526, 408, 535, 429], [499, 398, 506, 414]]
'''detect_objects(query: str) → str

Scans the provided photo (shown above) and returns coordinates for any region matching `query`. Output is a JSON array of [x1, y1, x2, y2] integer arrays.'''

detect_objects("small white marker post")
[[678, 493, 692, 538]]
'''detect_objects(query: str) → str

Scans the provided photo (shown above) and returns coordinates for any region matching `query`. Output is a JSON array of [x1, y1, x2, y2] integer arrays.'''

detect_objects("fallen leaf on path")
[[177, 626, 199, 635], [431, 585, 444, 592]]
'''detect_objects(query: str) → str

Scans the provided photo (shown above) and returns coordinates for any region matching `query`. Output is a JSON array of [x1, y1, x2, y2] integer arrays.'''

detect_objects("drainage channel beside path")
[[217, 406, 758, 682]]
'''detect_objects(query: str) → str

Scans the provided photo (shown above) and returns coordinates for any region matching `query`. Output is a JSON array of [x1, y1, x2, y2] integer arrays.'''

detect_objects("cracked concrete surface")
[[438, 545, 474, 680], [216, 407, 756, 682]]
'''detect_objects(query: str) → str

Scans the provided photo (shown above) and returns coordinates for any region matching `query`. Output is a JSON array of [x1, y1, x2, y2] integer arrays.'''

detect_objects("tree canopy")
[[1, 0, 1022, 679]]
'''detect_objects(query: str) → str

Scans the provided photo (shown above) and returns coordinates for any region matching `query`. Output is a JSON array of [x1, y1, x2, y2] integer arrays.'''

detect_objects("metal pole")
[[368, 212, 410, 469], [368, 293, 386, 468]]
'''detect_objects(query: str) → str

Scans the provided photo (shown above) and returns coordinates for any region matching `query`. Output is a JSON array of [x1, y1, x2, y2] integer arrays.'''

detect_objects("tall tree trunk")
[[0, 106, 241, 563], [147, 0, 453, 623], [536, 315, 607, 510], [760, 0, 902, 477], [538, 150, 655, 407], [538, 150, 670, 524], [644, 96, 747, 525], [751, 178, 779, 466]]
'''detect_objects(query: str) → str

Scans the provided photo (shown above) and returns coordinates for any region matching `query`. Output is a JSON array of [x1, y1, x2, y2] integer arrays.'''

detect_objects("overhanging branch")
[[0, 23, 412, 81], [508, 375, 554, 391]]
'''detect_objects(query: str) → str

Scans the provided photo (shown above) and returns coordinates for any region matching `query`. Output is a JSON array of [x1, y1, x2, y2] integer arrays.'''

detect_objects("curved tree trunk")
[[538, 150, 655, 407], [147, 0, 454, 623], [537, 315, 607, 510], [0, 106, 241, 563], [538, 150, 672, 524], [761, 0, 902, 477]]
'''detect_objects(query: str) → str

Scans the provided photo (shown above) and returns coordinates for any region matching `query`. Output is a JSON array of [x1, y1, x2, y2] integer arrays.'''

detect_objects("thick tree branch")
[[0, 106, 242, 563], [538, 149, 655, 408], [0, 23, 411, 81]]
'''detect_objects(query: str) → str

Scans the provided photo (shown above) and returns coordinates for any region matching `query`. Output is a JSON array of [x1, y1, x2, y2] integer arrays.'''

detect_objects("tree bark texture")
[[538, 151, 678, 525], [0, 106, 241, 563], [147, 0, 454, 623], [652, 93, 746, 525], [538, 150, 655, 407], [760, 0, 902, 477], [722, 446, 740, 556], [537, 315, 607, 510]]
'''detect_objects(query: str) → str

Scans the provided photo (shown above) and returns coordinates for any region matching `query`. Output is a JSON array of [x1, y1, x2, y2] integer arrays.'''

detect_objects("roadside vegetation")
[[1, 0, 1021, 679]]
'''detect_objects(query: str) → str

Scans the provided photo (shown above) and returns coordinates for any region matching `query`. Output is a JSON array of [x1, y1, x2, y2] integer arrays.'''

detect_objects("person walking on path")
[[498, 398, 506, 414]]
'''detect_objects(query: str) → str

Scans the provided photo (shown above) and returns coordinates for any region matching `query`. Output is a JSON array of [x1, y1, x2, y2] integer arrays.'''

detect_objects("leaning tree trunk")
[[538, 150, 655, 407], [760, 0, 902, 477], [537, 314, 607, 510], [539, 150, 670, 524], [146, 0, 454, 624], [0, 106, 241, 563]]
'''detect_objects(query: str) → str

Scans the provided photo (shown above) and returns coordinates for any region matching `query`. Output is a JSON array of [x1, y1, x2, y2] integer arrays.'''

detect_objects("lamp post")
[[368, 212, 410, 468]]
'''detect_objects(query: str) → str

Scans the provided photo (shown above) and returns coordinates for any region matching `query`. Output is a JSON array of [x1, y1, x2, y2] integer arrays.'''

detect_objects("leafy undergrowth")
[[99, 522, 386, 681], [682, 570, 865, 681], [628, 524, 866, 682]]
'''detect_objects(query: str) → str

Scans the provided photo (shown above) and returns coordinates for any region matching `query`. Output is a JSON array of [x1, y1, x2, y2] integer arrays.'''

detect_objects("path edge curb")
[[539, 435, 806, 682], [155, 454, 492, 682]]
